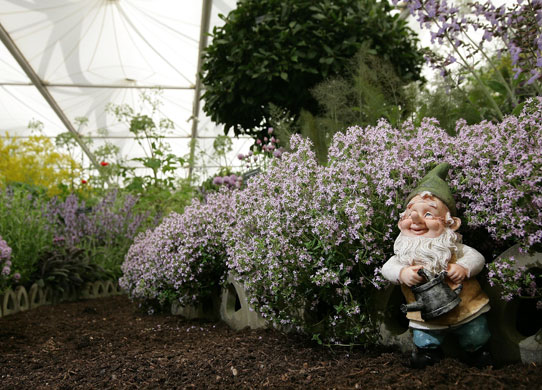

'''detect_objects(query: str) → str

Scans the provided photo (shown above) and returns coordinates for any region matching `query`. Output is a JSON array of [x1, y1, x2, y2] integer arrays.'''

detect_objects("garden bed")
[[0, 295, 540, 390]]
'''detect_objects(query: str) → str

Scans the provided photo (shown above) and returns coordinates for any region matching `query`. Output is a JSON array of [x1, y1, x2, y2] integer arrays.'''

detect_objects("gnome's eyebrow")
[[407, 199, 438, 209]]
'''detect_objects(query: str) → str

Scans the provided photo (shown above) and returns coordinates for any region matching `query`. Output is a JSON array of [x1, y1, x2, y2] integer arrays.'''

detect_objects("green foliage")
[[129, 183, 195, 229], [267, 103, 297, 153], [298, 110, 329, 165], [312, 47, 414, 130], [202, 0, 424, 140], [104, 92, 196, 224], [31, 245, 106, 295], [412, 82, 483, 135], [414, 56, 540, 134], [0, 186, 53, 286], [107, 98, 186, 191], [267, 47, 415, 164]]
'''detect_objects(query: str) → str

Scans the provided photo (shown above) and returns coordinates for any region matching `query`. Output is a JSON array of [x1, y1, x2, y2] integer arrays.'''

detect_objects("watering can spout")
[[400, 300, 424, 313]]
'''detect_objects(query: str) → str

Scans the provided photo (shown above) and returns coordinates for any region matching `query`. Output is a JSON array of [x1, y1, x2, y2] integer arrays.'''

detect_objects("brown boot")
[[410, 347, 443, 369], [465, 347, 493, 368]]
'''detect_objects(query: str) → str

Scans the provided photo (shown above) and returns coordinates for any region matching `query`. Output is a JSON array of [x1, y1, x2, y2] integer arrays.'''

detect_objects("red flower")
[[100, 161, 109, 167], [81, 180, 87, 184]]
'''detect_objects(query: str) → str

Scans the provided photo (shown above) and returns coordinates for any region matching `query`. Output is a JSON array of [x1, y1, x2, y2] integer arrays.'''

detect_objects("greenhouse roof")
[[0, 0, 251, 180]]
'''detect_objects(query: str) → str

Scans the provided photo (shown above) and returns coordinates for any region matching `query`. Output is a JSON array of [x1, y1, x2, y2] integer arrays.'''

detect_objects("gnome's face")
[[398, 193, 460, 238]]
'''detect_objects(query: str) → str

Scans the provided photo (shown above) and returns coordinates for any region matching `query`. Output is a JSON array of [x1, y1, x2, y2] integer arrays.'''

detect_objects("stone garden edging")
[[171, 272, 267, 331], [0, 280, 124, 319]]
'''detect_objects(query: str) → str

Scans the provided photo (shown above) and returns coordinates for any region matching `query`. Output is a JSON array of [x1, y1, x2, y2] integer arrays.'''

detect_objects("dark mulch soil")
[[0, 296, 540, 390]]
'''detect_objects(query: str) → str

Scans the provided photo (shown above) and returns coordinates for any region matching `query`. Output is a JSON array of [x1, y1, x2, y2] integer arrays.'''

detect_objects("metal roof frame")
[[0, 1, 217, 180], [0, 22, 102, 171]]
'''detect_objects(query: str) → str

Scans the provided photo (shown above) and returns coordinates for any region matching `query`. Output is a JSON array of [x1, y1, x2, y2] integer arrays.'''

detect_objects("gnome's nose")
[[410, 211, 423, 223]]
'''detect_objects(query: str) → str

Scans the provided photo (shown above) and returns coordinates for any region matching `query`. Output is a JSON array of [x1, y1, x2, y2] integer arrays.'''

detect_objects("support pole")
[[0, 23, 103, 173], [188, 0, 213, 180]]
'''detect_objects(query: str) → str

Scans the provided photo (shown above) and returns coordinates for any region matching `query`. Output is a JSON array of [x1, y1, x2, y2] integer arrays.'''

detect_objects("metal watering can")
[[400, 268, 462, 321]]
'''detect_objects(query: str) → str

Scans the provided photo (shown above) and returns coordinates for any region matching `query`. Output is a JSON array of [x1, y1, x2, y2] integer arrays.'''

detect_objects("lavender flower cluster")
[[45, 190, 146, 276], [212, 174, 243, 188], [46, 190, 144, 246], [0, 236, 20, 292], [122, 99, 542, 343], [0, 235, 13, 277], [396, 0, 542, 84], [449, 98, 542, 250], [120, 188, 235, 307], [226, 136, 334, 337]]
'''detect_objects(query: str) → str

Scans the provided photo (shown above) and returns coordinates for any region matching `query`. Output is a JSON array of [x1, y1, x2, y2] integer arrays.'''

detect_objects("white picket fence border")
[[0, 280, 124, 318]]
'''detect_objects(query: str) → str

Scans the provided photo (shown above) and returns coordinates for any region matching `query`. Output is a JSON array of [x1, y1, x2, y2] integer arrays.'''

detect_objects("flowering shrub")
[[227, 127, 448, 345], [449, 98, 542, 308], [487, 257, 540, 309], [311, 118, 453, 343], [46, 190, 146, 279], [227, 136, 327, 337], [120, 189, 235, 309], [0, 131, 81, 196], [122, 100, 542, 343], [228, 101, 542, 343], [450, 98, 542, 251]]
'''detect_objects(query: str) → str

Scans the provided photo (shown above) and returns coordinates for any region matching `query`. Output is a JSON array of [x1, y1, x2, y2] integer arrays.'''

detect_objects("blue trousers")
[[412, 314, 491, 352]]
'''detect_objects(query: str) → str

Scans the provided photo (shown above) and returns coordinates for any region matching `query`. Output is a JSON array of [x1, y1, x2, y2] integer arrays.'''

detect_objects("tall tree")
[[201, 0, 424, 140]]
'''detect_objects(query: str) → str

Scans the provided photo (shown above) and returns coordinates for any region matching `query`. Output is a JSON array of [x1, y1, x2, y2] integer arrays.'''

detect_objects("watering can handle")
[[416, 267, 434, 282], [453, 284, 463, 296]]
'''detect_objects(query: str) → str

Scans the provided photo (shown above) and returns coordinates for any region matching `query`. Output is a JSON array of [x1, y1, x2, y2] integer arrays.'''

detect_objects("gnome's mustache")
[[393, 228, 459, 274]]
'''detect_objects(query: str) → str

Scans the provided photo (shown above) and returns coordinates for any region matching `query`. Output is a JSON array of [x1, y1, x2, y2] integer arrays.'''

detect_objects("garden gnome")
[[381, 163, 492, 368]]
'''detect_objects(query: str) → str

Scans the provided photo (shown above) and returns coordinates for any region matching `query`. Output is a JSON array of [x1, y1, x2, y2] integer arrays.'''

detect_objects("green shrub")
[[0, 185, 53, 286], [202, 0, 424, 141]]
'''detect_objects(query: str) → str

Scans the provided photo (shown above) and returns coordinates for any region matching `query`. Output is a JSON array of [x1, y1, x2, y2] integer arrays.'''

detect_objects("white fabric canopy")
[[0, 0, 252, 181]]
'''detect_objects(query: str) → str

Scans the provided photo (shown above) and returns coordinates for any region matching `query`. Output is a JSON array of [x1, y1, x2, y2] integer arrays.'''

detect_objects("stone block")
[[2, 288, 18, 316], [28, 283, 42, 309], [15, 286, 29, 311], [219, 273, 267, 331]]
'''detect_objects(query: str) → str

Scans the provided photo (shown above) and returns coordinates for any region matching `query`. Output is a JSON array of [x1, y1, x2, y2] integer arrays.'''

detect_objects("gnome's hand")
[[447, 263, 468, 284], [399, 265, 424, 287]]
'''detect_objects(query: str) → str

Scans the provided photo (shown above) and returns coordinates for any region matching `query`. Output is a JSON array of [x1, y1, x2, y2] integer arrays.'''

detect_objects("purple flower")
[[482, 30, 493, 42], [0, 236, 11, 261], [527, 70, 541, 84]]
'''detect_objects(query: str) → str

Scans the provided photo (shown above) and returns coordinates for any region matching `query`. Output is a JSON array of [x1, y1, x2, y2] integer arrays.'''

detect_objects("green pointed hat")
[[405, 162, 457, 216]]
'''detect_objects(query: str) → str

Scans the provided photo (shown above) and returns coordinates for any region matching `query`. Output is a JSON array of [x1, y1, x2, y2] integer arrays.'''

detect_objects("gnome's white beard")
[[393, 228, 459, 275]]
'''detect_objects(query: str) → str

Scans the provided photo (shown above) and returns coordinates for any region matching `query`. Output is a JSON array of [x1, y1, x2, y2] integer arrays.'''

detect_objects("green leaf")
[[486, 80, 507, 95], [512, 102, 526, 117], [280, 72, 288, 81], [143, 158, 161, 170]]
